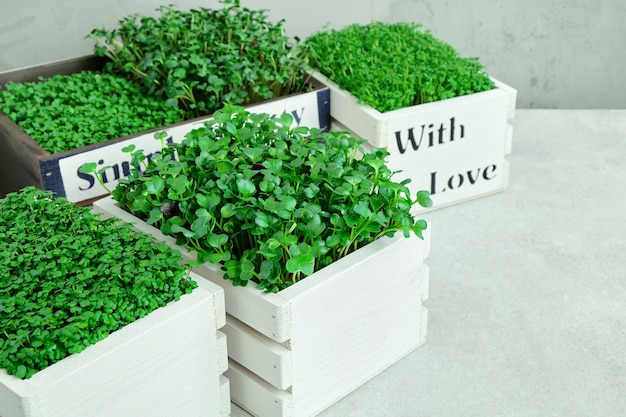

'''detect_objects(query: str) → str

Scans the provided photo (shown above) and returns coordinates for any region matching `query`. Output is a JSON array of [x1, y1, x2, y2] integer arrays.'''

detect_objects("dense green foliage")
[[0, 71, 184, 154], [0, 187, 196, 379], [303, 22, 495, 112], [101, 105, 431, 293], [89, 0, 309, 118]]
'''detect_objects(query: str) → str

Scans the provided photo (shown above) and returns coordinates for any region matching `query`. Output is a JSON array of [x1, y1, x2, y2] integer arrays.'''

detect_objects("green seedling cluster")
[[0, 187, 196, 379], [0, 71, 184, 154], [106, 105, 431, 293], [89, 0, 309, 118], [303, 22, 494, 112]]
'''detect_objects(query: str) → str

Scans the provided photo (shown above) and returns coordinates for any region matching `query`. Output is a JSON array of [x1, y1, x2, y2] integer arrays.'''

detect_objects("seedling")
[[108, 105, 432, 293], [89, 0, 309, 118], [0, 71, 184, 154], [302, 22, 494, 112], [0, 187, 196, 379]]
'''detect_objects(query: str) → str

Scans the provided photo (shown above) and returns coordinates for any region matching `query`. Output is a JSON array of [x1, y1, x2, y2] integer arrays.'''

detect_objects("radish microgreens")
[[108, 105, 432, 293], [89, 0, 309, 118], [0, 187, 196, 379], [0, 71, 184, 154], [303, 22, 494, 112]]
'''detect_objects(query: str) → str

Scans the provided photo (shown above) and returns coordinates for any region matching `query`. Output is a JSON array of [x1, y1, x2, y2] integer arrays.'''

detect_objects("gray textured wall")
[[388, 0, 626, 109], [1, 0, 624, 108]]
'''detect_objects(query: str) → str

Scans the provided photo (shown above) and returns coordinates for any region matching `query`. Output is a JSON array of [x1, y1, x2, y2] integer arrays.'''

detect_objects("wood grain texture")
[[0, 112, 45, 197], [0, 56, 106, 86], [223, 316, 293, 390], [217, 331, 229, 374], [311, 71, 516, 148], [286, 236, 428, 417], [0, 56, 106, 198], [506, 123, 514, 155], [93, 197, 293, 343], [0, 283, 229, 417], [313, 70, 517, 213], [94, 196, 431, 417], [225, 360, 294, 417], [220, 376, 231, 417]]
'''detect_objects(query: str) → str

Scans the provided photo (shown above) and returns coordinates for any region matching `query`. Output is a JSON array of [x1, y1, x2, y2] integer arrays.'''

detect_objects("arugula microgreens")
[[302, 22, 494, 112], [105, 105, 432, 293], [0, 71, 184, 154], [0, 187, 196, 379], [89, 0, 309, 118]]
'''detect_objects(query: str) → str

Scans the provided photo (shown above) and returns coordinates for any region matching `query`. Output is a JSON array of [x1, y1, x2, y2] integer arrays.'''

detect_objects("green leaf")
[[205, 252, 230, 264], [98, 106, 432, 295], [304, 216, 325, 236], [173, 175, 191, 194], [278, 112, 294, 126], [0, 71, 184, 153], [259, 260, 275, 281], [352, 200, 371, 218], [191, 215, 210, 237], [326, 234, 341, 248], [173, 67, 187, 79], [171, 224, 196, 238], [416, 190, 433, 208], [78, 162, 97, 174], [147, 207, 164, 225], [197, 193, 221, 209], [221, 203, 236, 218], [236, 178, 256, 196], [15, 365, 27, 379], [286, 253, 315, 276], [165, 98, 179, 107], [239, 258, 255, 281], [0, 187, 195, 378], [255, 212, 269, 228], [145, 177, 165, 194], [303, 21, 494, 111], [266, 238, 281, 250], [207, 233, 228, 248], [277, 196, 297, 218]]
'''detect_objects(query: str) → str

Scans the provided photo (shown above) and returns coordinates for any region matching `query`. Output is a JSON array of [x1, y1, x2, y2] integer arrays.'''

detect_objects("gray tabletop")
[[232, 109, 626, 417]]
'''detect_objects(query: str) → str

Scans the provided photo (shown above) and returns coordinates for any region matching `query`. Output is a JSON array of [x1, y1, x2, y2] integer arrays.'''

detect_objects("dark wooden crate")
[[0, 56, 107, 201], [0, 56, 330, 204]]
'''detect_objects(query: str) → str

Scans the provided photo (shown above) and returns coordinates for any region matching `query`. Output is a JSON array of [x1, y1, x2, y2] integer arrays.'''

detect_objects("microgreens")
[[0, 187, 196, 379], [0, 71, 184, 154], [89, 0, 309, 118], [108, 105, 432, 293], [302, 22, 494, 112]]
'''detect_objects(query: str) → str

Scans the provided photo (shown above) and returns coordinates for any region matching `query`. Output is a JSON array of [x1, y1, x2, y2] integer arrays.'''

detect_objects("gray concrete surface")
[[1, 1, 626, 108], [231, 109, 626, 416]]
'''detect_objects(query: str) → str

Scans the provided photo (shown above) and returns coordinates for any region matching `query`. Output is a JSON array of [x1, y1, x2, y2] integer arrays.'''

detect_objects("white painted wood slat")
[[94, 197, 430, 417], [0, 282, 229, 417]]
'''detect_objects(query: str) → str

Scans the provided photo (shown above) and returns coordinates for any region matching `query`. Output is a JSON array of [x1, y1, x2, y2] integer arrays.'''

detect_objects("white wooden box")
[[0, 275, 230, 417], [312, 71, 517, 212], [0, 55, 330, 204], [93, 196, 431, 417]]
